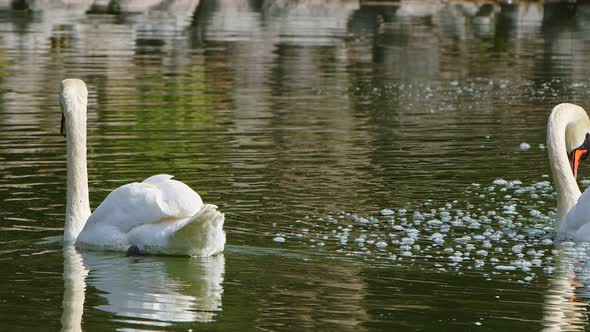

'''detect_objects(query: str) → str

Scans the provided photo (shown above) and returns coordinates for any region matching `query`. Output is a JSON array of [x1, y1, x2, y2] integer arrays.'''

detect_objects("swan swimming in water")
[[547, 103, 590, 241], [60, 78, 225, 256]]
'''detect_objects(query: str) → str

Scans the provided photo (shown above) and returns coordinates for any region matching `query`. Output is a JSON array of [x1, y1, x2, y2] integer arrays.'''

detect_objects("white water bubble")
[[493, 178, 508, 186], [273, 236, 286, 243], [406, 229, 420, 238], [427, 220, 443, 226], [401, 237, 415, 245], [468, 222, 481, 229], [476, 250, 488, 256], [512, 245, 524, 253], [455, 236, 472, 244], [376, 241, 388, 248], [541, 238, 553, 246], [529, 210, 542, 217], [495, 265, 517, 271], [450, 256, 464, 263], [451, 221, 466, 228], [380, 209, 394, 216]]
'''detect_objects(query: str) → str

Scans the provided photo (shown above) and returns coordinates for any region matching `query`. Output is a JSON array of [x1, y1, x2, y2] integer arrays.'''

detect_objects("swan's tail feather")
[[171, 204, 226, 257]]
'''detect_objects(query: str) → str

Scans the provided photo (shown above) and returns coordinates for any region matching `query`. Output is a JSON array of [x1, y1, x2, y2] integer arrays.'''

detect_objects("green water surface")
[[1, 1, 589, 331]]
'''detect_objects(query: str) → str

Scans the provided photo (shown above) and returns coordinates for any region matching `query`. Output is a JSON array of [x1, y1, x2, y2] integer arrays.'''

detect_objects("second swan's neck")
[[63, 92, 91, 243], [547, 103, 586, 225]]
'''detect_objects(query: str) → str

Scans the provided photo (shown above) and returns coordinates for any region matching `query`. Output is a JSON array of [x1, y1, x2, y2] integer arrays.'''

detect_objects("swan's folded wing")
[[85, 182, 167, 232], [144, 175, 203, 218], [562, 187, 590, 237], [126, 204, 225, 256], [84, 175, 204, 233], [170, 204, 225, 257], [143, 174, 174, 185]]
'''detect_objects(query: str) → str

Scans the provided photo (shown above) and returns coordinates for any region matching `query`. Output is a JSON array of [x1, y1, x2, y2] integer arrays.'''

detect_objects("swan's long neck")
[[547, 104, 586, 225], [63, 91, 91, 243]]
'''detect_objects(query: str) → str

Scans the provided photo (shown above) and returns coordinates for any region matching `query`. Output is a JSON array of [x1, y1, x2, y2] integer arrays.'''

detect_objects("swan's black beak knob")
[[127, 245, 142, 257], [570, 132, 590, 178], [60, 113, 66, 138]]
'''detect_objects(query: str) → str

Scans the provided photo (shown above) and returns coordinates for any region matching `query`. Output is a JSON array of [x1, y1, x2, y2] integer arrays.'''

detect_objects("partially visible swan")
[[60, 78, 225, 256], [547, 103, 590, 241]]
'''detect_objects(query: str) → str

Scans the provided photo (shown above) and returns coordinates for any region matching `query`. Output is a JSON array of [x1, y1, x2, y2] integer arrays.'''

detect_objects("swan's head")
[[59, 79, 88, 138], [566, 128, 590, 179]]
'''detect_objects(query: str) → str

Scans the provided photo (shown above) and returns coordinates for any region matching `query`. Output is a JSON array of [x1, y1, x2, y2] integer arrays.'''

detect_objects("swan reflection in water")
[[542, 244, 590, 331], [61, 246, 225, 331]]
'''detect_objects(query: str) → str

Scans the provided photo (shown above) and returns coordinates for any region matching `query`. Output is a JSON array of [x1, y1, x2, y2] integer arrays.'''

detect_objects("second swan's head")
[[569, 132, 590, 179], [59, 79, 88, 138]]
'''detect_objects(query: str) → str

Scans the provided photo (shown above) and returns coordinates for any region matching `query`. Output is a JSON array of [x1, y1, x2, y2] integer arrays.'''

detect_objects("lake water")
[[2, 0, 590, 331]]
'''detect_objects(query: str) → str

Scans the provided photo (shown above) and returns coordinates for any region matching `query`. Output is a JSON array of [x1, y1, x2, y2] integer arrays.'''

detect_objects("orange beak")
[[570, 148, 589, 179]]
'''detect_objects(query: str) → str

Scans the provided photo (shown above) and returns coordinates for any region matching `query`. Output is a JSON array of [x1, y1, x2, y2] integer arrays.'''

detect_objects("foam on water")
[[273, 236, 286, 243], [268, 176, 590, 283], [380, 209, 394, 216], [267, 174, 590, 287]]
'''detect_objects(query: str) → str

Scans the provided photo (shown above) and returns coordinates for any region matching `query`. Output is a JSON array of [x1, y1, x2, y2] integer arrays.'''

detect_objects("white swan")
[[548, 103, 590, 241], [60, 78, 225, 256]]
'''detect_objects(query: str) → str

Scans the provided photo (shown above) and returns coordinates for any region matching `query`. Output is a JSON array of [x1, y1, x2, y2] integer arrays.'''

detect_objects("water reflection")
[[61, 246, 224, 330], [61, 246, 87, 332], [543, 246, 589, 331]]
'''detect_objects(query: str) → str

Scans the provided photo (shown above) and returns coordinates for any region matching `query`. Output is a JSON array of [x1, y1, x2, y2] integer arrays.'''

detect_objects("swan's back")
[[143, 174, 203, 218], [76, 175, 224, 256]]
